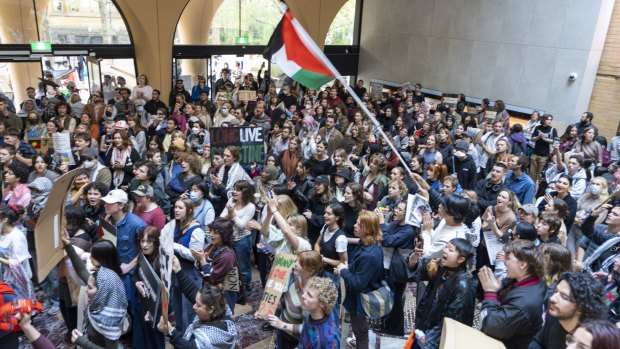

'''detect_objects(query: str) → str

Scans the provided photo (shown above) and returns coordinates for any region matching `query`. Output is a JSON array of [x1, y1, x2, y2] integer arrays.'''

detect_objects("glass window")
[[41, 0, 131, 44], [325, 0, 357, 45], [206, 0, 282, 45]]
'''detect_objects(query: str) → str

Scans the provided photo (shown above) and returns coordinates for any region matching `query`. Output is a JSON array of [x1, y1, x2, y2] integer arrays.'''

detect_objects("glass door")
[[86, 57, 102, 95]]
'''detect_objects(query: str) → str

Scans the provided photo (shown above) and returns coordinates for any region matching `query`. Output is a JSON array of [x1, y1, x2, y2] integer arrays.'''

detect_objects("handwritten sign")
[[370, 82, 383, 100], [442, 93, 460, 107], [255, 253, 296, 319], [210, 127, 264, 165], [28, 137, 51, 154], [224, 266, 240, 292], [485, 110, 498, 123], [238, 90, 257, 103], [215, 92, 232, 106]]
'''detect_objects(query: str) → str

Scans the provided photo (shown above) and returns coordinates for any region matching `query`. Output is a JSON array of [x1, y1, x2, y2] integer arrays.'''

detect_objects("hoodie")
[[446, 154, 478, 190]]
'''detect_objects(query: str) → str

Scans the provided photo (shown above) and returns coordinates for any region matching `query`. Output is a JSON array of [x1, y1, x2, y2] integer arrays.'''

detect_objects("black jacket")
[[528, 315, 569, 349], [475, 178, 506, 214], [446, 155, 477, 190], [415, 261, 475, 348], [481, 277, 547, 349]]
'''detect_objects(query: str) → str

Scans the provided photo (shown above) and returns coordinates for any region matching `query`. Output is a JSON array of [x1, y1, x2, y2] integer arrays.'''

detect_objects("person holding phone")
[[377, 201, 415, 336], [530, 114, 557, 187]]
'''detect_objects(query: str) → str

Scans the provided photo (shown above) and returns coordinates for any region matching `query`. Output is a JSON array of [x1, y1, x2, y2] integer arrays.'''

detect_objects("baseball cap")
[[314, 175, 330, 186], [101, 189, 128, 204], [455, 140, 469, 151], [82, 148, 99, 159], [518, 204, 539, 217], [463, 130, 477, 139], [132, 185, 154, 197]]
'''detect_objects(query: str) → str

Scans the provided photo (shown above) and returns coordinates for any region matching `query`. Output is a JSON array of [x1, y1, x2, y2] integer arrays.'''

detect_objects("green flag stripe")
[[291, 69, 334, 90]]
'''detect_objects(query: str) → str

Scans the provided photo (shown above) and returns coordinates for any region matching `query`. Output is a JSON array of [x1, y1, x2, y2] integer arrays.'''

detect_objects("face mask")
[[305, 104, 312, 110], [454, 150, 466, 158], [83, 160, 95, 169], [189, 192, 200, 202], [191, 127, 200, 134], [105, 111, 112, 117], [545, 188, 553, 195], [589, 185, 602, 196], [221, 109, 228, 115]]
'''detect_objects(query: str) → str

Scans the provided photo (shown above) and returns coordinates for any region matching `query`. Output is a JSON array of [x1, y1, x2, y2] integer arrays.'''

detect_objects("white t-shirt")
[[422, 219, 467, 259], [0, 227, 32, 279], [322, 227, 348, 253]]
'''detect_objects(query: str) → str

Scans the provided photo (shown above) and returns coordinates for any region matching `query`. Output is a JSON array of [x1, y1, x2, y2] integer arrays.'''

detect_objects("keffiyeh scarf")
[[85, 267, 128, 340]]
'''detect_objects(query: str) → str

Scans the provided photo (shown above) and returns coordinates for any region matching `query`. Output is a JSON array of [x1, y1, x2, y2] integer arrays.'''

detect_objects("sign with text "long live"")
[[210, 126, 265, 165]]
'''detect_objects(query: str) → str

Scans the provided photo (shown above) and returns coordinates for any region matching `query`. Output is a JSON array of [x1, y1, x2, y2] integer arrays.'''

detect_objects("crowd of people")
[[0, 65, 618, 349]]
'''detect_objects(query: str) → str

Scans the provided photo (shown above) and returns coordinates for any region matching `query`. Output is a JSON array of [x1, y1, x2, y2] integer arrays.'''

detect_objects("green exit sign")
[[235, 36, 248, 45], [31, 41, 52, 52]]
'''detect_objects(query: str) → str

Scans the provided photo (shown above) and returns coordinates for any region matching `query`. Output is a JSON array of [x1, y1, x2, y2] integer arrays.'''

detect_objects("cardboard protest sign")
[[98, 219, 117, 245], [238, 90, 257, 103], [255, 253, 296, 319], [442, 93, 460, 107], [484, 110, 498, 123], [370, 82, 383, 100], [210, 127, 265, 165], [34, 168, 83, 282], [27, 138, 51, 154], [52, 132, 75, 165], [405, 194, 431, 227], [224, 266, 240, 292], [440, 318, 505, 349], [138, 254, 161, 323], [215, 92, 232, 106]]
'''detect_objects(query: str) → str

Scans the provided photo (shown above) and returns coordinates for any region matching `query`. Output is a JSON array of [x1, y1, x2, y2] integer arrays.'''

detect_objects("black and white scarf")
[[85, 267, 128, 340]]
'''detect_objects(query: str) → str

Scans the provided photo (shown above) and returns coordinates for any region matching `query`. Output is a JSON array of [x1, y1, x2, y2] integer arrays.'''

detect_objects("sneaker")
[[346, 337, 357, 348]]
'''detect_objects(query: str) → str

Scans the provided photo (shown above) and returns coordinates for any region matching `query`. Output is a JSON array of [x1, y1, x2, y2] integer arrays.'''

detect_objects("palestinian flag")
[[264, 10, 336, 90]]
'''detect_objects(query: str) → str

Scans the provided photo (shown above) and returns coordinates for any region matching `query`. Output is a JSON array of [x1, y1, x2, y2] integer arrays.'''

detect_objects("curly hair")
[[560, 272, 607, 322], [83, 181, 110, 198], [179, 152, 202, 175], [8, 161, 30, 184], [306, 276, 337, 314], [208, 218, 235, 247]]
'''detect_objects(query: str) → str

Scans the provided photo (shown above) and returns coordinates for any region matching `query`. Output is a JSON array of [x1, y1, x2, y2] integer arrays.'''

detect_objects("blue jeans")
[[234, 234, 253, 293]]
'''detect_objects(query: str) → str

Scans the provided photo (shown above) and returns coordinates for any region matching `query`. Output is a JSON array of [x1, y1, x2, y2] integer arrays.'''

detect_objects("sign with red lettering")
[[210, 127, 265, 165], [255, 253, 296, 319]]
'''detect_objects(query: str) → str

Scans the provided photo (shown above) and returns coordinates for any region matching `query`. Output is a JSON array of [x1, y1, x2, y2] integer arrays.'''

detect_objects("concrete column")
[[114, 0, 190, 101]]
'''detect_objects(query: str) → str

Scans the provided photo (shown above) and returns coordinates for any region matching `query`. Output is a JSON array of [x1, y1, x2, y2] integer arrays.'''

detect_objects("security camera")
[[568, 73, 578, 81]]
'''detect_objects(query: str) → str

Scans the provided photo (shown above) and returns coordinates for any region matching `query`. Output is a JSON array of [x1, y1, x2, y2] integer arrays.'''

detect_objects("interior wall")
[[358, 0, 615, 131], [589, 0, 620, 141]]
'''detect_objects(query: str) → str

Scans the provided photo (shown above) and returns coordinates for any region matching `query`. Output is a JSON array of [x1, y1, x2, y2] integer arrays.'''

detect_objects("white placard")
[[483, 230, 505, 264], [52, 132, 75, 166], [405, 194, 430, 227]]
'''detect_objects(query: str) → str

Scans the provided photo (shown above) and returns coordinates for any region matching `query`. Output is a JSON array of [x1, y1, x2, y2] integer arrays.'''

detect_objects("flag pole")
[[271, 1, 413, 176]]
